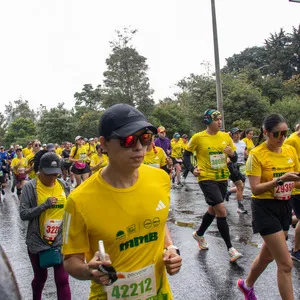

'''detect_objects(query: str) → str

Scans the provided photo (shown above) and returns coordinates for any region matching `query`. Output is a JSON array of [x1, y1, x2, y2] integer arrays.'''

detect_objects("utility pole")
[[211, 0, 224, 128]]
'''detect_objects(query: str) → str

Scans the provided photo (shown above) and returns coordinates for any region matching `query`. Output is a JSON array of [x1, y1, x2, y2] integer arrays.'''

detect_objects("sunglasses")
[[272, 130, 288, 138], [110, 132, 153, 148], [34, 143, 41, 147]]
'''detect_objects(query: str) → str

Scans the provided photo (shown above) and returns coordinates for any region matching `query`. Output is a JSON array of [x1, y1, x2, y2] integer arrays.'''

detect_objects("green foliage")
[[102, 28, 154, 117], [4, 97, 36, 129], [74, 84, 103, 110], [151, 100, 191, 137], [73, 107, 103, 139], [4, 117, 36, 147], [269, 96, 300, 130], [37, 103, 74, 143]]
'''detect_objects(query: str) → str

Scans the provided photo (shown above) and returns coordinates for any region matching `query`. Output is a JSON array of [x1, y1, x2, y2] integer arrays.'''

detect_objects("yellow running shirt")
[[170, 140, 183, 159], [63, 164, 173, 300], [37, 179, 67, 241], [186, 130, 236, 181], [70, 145, 89, 161], [284, 132, 300, 195], [89, 153, 108, 173], [144, 146, 167, 168], [246, 142, 300, 199], [11, 157, 28, 175], [242, 137, 255, 153], [23, 147, 32, 158], [26, 152, 36, 179]]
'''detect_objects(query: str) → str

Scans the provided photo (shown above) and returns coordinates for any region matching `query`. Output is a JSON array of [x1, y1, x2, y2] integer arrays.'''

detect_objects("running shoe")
[[237, 279, 257, 300], [237, 205, 247, 214], [224, 191, 231, 202], [291, 250, 300, 262], [228, 247, 243, 262], [192, 232, 209, 250]]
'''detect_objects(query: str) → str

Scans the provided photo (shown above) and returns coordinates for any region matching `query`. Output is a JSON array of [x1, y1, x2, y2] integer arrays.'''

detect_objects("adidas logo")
[[50, 161, 58, 167], [156, 200, 166, 211], [128, 110, 138, 117], [222, 141, 226, 145]]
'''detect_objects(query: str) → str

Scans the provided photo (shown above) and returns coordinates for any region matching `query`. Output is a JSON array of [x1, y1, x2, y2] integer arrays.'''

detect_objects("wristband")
[[165, 245, 180, 255]]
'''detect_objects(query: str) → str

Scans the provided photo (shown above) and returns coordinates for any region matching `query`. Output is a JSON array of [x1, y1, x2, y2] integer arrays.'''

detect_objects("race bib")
[[209, 153, 226, 170], [18, 167, 25, 174], [106, 264, 156, 300], [43, 219, 62, 241], [79, 153, 87, 161], [239, 165, 246, 175], [274, 181, 294, 200]]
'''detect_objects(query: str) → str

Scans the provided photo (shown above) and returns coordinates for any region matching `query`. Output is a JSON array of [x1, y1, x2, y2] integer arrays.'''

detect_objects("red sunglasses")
[[110, 132, 153, 148]]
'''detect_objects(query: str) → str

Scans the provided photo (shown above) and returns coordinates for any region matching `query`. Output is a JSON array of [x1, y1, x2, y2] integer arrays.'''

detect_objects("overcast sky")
[[1, 0, 299, 113]]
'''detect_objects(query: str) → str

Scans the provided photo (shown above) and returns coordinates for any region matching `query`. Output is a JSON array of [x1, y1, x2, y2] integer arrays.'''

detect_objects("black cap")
[[99, 104, 157, 138], [46, 143, 55, 152], [230, 127, 241, 134], [40, 152, 62, 174]]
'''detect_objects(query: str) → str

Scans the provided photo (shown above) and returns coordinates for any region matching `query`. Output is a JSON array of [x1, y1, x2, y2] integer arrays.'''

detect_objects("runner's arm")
[[64, 253, 113, 285], [229, 151, 238, 163], [64, 254, 92, 280], [183, 150, 195, 173]]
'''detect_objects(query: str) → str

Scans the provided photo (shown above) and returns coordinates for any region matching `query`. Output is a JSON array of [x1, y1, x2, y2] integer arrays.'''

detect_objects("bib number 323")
[[106, 264, 156, 300]]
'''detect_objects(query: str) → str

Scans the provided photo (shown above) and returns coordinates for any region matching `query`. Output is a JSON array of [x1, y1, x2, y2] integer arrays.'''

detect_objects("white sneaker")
[[237, 206, 247, 214], [228, 247, 243, 262], [192, 232, 209, 250]]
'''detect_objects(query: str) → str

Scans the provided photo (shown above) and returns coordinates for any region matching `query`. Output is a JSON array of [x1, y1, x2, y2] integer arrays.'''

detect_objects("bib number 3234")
[[106, 264, 156, 300]]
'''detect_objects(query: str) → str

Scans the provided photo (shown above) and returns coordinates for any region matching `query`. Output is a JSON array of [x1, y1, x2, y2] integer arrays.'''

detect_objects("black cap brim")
[[110, 120, 157, 137], [41, 168, 62, 175]]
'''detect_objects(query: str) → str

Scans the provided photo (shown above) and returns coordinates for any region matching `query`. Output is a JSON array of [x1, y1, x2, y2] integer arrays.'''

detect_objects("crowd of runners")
[[1, 103, 300, 300]]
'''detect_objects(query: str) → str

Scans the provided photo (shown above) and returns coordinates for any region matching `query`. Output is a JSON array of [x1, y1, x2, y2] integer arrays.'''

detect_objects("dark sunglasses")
[[34, 143, 41, 147], [272, 130, 288, 138], [110, 132, 153, 148]]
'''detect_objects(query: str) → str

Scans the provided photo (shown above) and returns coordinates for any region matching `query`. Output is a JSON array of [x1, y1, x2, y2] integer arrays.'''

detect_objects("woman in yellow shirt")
[[11, 147, 28, 199], [238, 114, 300, 299], [170, 133, 184, 187], [69, 136, 91, 187], [20, 152, 71, 299], [90, 144, 108, 174], [241, 128, 255, 154]]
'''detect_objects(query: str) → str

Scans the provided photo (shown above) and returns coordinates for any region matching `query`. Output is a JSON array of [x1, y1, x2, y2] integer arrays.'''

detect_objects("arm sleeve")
[[183, 150, 195, 172], [229, 151, 238, 163]]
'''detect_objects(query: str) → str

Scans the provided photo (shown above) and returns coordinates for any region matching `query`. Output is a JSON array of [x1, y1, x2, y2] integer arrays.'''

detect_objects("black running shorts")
[[71, 164, 90, 175], [291, 194, 300, 219], [251, 198, 292, 236], [198, 180, 227, 207], [228, 162, 246, 183]]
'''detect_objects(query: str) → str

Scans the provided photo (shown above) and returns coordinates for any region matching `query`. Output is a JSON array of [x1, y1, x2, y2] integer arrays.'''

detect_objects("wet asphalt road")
[[1, 175, 300, 300]]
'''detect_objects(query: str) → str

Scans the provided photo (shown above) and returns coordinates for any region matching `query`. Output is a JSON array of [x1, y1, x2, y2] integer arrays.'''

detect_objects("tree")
[[151, 100, 191, 137], [4, 117, 36, 147], [102, 28, 154, 117], [270, 96, 300, 130], [4, 96, 36, 128], [37, 103, 73, 143], [72, 106, 102, 139], [74, 84, 103, 110], [222, 73, 270, 128]]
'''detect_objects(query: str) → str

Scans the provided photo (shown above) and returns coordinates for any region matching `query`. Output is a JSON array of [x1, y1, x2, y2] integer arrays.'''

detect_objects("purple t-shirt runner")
[[154, 137, 172, 156]]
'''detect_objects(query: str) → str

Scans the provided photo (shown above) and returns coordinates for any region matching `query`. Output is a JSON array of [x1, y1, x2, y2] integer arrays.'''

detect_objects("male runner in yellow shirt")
[[63, 104, 182, 300], [183, 109, 243, 262]]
